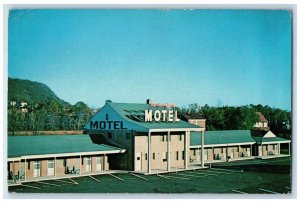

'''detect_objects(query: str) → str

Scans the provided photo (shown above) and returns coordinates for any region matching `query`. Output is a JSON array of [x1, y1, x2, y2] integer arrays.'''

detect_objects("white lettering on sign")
[[145, 110, 153, 122], [144, 110, 180, 122], [154, 110, 161, 121]]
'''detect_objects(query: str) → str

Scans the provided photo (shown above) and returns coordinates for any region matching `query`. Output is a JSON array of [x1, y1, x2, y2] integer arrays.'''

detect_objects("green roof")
[[190, 130, 256, 146], [8, 135, 125, 158], [252, 136, 290, 144], [108, 102, 202, 130]]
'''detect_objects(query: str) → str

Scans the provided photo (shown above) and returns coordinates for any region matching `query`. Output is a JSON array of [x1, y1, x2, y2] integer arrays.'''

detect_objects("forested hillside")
[[8, 78, 94, 134], [8, 78, 65, 105]]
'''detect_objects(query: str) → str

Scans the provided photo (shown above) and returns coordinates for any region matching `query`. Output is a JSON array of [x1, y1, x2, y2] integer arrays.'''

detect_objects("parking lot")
[[8, 157, 291, 194]]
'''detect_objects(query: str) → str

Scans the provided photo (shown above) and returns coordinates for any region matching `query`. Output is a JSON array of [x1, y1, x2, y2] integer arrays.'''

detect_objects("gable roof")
[[107, 102, 203, 131], [252, 136, 290, 144], [190, 130, 255, 147], [8, 135, 125, 159], [190, 130, 291, 147]]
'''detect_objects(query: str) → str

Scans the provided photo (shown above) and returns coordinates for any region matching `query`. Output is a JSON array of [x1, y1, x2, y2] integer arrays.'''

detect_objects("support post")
[[278, 143, 281, 155], [147, 130, 151, 174], [24, 159, 27, 181], [54, 157, 56, 178], [80, 155, 82, 175], [13, 161, 15, 182], [226, 146, 229, 160], [184, 131, 188, 170], [201, 130, 205, 168], [198, 147, 200, 163], [19, 160, 21, 183], [167, 130, 171, 171], [103, 155, 106, 171]]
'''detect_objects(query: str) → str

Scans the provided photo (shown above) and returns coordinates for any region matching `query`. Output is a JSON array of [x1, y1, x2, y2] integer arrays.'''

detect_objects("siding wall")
[[190, 145, 252, 163], [134, 131, 190, 171], [8, 154, 109, 180]]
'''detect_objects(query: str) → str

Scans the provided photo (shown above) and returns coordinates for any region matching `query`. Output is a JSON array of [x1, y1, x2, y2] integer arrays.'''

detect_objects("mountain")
[[8, 77, 67, 105]]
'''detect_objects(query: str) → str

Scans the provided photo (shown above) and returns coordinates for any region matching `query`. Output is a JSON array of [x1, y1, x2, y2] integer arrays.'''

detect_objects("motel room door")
[[135, 153, 142, 171], [34, 161, 41, 177], [258, 146, 262, 156], [196, 150, 201, 162], [48, 160, 54, 176], [96, 157, 102, 171], [204, 149, 208, 161], [86, 157, 92, 172], [229, 148, 234, 158]]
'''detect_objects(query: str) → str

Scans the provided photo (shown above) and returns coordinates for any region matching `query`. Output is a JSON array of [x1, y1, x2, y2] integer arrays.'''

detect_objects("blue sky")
[[8, 9, 291, 110]]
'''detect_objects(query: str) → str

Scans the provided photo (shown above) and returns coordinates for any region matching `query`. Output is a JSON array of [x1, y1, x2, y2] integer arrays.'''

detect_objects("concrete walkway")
[[131, 165, 208, 175], [8, 170, 128, 186]]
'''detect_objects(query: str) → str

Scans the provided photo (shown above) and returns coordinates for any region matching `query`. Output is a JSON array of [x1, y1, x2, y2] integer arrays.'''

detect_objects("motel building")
[[7, 100, 291, 184], [7, 135, 125, 185], [83, 99, 206, 174]]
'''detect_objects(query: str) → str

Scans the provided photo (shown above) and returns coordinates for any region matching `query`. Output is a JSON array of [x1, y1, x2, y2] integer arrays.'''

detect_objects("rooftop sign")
[[145, 110, 180, 122]]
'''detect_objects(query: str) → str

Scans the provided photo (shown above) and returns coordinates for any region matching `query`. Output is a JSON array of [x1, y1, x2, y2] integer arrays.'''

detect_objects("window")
[[179, 134, 183, 141], [34, 161, 40, 170], [176, 151, 179, 160], [126, 133, 130, 140], [193, 149, 196, 156], [48, 160, 54, 169], [236, 147, 239, 152], [86, 157, 91, 165], [63, 159, 66, 167], [163, 152, 167, 162], [108, 132, 112, 139], [145, 153, 147, 160], [273, 145, 276, 150], [182, 151, 185, 160], [153, 153, 155, 160], [96, 157, 101, 164]]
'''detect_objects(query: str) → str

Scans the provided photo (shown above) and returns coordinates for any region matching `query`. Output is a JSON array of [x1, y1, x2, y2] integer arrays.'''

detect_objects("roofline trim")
[[190, 142, 255, 148], [8, 149, 126, 160], [7, 157, 22, 161], [150, 128, 204, 132], [260, 141, 291, 144]]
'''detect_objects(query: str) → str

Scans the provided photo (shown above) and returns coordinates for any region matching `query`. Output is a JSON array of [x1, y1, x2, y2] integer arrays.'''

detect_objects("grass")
[[8, 157, 291, 194]]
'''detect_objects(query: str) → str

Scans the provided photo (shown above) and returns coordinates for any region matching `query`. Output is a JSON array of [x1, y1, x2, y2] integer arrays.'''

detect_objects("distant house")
[[10, 101, 16, 107], [181, 112, 206, 129], [253, 112, 269, 131], [251, 130, 291, 157], [20, 102, 28, 113]]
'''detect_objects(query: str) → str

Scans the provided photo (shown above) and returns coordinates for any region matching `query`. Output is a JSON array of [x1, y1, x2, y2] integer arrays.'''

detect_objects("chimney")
[[105, 100, 112, 104], [146, 99, 153, 105]]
